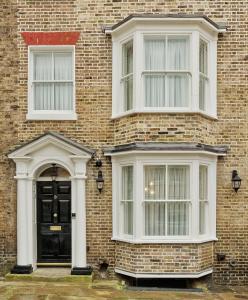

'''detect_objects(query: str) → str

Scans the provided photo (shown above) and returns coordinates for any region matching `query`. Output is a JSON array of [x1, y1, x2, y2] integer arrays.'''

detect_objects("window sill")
[[26, 112, 78, 121], [112, 236, 217, 244], [111, 110, 217, 121]]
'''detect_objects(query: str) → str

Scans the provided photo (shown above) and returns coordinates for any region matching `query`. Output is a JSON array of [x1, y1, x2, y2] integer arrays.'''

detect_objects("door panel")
[[37, 181, 71, 262]]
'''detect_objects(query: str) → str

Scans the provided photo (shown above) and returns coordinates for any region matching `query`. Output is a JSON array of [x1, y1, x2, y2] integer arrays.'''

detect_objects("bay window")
[[110, 16, 224, 118], [27, 46, 76, 120], [112, 155, 216, 243]]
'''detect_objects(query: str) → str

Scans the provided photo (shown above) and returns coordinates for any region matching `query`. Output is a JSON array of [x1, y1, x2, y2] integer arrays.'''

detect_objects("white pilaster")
[[70, 156, 89, 269], [14, 157, 32, 266]]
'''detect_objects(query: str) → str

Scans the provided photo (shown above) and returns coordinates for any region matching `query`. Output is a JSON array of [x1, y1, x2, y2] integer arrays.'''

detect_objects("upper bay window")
[[109, 15, 226, 118], [27, 46, 76, 120]]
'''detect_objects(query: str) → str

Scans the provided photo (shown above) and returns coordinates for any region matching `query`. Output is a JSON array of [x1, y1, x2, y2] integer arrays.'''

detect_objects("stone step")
[[5, 268, 93, 284]]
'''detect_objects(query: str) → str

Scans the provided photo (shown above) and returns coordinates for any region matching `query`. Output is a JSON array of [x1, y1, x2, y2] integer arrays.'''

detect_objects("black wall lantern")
[[96, 170, 104, 193], [232, 170, 241, 193]]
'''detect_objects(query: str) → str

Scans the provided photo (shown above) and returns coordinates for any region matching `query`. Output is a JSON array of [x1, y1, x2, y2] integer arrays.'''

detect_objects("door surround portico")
[[8, 132, 95, 275]]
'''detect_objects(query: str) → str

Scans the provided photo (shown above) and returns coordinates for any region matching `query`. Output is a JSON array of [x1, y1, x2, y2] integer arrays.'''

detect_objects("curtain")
[[144, 166, 166, 236], [199, 165, 208, 234], [168, 74, 189, 107], [33, 52, 73, 111], [122, 166, 133, 235], [144, 37, 189, 108], [123, 41, 133, 111], [144, 165, 190, 237], [167, 166, 190, 236]]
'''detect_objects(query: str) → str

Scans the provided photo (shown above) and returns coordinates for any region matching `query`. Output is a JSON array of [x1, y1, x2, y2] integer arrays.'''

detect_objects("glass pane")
[[123, 202, 133, 235], [199, 165, 208, 201], [122, 166, 133, 201], [168, 74, 189, 107], [144, 166, 166, 200], [145, 38, 165, 70], [167, 202, 189, 236], [199, 201, 207, 235], [34, 53, 52, 80], [145, 202, 166, 236], [54, 52, 73, 80], [199, 75, 207, 111], [168, 166, 190, 200], [123, 40, 133, 76], [123, 76, 133, 111], [54, 82, 73, 110], [199, 39, 208, 75], [167, 36, 189, 70], [145, 75, 165, 107], [34, 82, 54, 110]]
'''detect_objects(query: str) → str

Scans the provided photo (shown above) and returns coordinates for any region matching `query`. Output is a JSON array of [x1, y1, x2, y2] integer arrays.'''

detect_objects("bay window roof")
[[104, 142, 228, 156], [103, 14, 227, 34]]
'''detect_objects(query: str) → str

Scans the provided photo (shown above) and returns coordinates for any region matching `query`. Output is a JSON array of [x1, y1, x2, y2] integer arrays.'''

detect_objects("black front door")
[[37, 181, 71, 262]]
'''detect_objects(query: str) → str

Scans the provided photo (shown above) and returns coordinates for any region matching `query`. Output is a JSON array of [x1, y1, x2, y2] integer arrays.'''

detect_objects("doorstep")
[[5, 267, 92, 284]]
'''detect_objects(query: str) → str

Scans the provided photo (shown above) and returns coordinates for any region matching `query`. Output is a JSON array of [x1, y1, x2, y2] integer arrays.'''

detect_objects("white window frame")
[[27, 45, 77, 120], [112, 22, 218, 119], [111, 153, 217, 244]]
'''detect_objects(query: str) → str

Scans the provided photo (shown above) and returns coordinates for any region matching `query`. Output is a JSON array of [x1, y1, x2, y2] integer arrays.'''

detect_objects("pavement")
[[0, 280, 248, 300]]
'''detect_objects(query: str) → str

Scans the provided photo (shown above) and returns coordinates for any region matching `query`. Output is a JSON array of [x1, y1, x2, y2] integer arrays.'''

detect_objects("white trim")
[[27, 45, 76, 121], [26, 112, 77, 120], [105, 150, 226, 157], [112, 237, 218, 244], [115, 267, 213, 278]]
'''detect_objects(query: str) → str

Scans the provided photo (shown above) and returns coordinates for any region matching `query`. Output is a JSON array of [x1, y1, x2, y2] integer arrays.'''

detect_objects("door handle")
[[53, 213, 58, 217]]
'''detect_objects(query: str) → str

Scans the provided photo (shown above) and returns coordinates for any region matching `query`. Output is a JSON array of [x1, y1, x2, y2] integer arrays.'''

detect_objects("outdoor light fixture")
[[96, 170, 104, 193], [95, 159, 102, 168], [51, 163, 58, 181], [232, 170, 241, 193]]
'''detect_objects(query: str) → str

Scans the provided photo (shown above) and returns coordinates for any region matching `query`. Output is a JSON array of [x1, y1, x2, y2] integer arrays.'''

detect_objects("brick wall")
[[0, 0, 19, 274], [115, 242, 213, 274], [0, 0, 246, 285]]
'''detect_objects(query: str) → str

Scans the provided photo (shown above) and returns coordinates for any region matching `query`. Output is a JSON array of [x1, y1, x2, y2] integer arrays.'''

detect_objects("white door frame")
[[8, 133, 94, 275]]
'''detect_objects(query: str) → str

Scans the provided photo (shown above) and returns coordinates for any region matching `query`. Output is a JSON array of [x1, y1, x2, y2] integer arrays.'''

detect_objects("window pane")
[[122, 166, 133, 235], [199, 201, 207, 235], [122, 166, 133, 200], [199, 40, 208, 75], [145, 38, 165, 70], [54, 83, 73, 110], [168, 166, 190, 200], [199, 165, 208, 200], [123, 76, 133, 111], [145, 75, 165, 107], [144, 166, 166, 200], [199, 75, 207, 111], [34, 53, 52, 80], [123, 201, 133, 235], [34, 83, 54, 110], [54, 52, 73, 80], [123, 40, 133, 76], [167, 202, 189, 236], [167, 36, 189, 70], [168, 74, 189, 107], [145, 202, 166, 236]]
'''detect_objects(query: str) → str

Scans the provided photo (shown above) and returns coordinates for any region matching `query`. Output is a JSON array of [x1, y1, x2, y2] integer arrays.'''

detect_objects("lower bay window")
[[112, 155, 216, 243]]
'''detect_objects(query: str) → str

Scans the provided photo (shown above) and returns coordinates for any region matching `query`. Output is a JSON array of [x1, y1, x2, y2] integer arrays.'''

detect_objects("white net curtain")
[[33, 51, 73, 111]]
